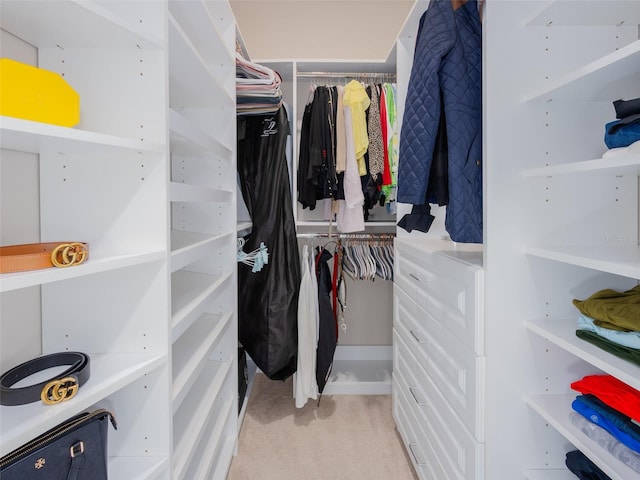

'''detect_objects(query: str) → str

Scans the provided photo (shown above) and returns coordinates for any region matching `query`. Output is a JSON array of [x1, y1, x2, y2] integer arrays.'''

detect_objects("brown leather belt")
[[0, 242, 89, 273]]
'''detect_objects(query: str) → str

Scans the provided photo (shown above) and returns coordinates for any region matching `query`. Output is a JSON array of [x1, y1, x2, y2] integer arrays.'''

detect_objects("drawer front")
[[394, 285, 485, 441], [394, 332, 485, 479], [394, 245, 484, 355], [394, 373, 447, 480], [394, 244, 434, 307]]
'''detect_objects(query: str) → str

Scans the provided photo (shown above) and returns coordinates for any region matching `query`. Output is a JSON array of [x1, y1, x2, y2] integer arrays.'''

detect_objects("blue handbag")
[[0, 409, 116, 480]]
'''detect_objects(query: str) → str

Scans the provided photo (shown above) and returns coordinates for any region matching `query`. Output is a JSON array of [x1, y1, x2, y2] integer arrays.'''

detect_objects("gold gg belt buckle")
[[40, 377, 79, 405], [51, 243, 88, 268]]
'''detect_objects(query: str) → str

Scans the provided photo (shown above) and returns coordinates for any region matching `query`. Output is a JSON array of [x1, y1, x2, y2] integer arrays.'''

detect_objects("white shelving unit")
[[484, 0, 640, 478], [168, 0, 238, 477], [392, 0, 640, 478], [1, 0, 240, 478], [0, 1, 170, 476]]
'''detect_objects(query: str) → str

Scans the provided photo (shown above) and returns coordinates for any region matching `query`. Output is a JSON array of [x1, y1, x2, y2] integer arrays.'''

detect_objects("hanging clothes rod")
[[296, 232, 395, 239], [296, 71, 397, 80]]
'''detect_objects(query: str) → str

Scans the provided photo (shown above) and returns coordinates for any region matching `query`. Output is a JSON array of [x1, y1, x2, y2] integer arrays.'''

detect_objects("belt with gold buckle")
[[0, 352, 91, 406], [0, 242, 89, 274]]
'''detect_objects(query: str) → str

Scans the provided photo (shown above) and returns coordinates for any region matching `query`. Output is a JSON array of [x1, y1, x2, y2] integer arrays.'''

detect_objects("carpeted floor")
[[227, 373, 418, 480]]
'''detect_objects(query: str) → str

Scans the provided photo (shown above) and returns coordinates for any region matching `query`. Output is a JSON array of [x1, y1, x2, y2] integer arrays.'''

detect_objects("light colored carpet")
[[227, 373, 418, 480]]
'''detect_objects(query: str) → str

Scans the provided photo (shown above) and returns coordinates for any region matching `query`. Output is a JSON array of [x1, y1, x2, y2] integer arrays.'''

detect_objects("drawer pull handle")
[[410, 329, 427, 344], [409, 443, 427, 467], [409, 273, 423, 282], [409, 386, 428, 406]]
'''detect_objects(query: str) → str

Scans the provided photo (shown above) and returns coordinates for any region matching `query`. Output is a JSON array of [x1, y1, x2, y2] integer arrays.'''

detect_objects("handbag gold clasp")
[[50, 243, 88, 268], [70, 441, 84, 458], [40, 377, 79, 405]]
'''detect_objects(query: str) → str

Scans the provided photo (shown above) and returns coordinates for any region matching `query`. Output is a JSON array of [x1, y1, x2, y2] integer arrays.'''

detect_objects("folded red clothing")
[[571, 374, 640, 423]]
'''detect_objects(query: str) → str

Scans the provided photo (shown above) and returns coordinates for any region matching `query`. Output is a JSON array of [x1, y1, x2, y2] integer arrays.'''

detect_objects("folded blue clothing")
[[605, 119, 640, 148], [578, 394, 640, 439], [577, 314, 640, 350], [573, 395, 640, 453]]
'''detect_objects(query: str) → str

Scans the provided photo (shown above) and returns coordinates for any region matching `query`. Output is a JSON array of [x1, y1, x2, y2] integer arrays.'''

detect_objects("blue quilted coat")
[[397, 0, 482, 243]]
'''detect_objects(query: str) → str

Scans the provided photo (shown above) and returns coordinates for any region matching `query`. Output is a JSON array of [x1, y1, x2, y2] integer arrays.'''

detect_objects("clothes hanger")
[[372, 245, 386, 280], [353, 243, 365, 280], [346, 242, 362, 280], [359, 243, 373, 281], [347, 244, 360, 280], [366, 244, 377, 281]]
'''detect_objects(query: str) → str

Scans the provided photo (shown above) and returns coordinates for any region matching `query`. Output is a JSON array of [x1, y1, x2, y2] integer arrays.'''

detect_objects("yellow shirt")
[[342, 80, 370, 175]]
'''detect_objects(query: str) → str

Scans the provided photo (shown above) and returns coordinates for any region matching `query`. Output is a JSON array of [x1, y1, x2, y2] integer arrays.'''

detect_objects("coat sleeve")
[[397, 2, 455, 205]]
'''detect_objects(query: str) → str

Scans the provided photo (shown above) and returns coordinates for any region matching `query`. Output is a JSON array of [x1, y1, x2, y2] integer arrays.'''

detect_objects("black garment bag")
[[237, 106, 300, 381]]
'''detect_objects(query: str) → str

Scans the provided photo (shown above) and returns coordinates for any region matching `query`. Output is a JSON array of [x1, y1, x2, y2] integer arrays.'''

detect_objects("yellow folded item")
[[0, 58, 80, 127]]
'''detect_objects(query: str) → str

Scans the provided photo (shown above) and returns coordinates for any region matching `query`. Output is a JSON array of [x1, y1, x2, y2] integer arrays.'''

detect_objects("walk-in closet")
[[1, 1, 639, 479]]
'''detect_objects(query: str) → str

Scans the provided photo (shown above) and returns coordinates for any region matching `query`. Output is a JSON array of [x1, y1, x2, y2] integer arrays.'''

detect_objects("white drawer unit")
[[395, 332, 484, 480], [393, 238, 484, 480], [395, 239, 484, 355], [394, 375, 446, 480], [394, 285, 485, 440]]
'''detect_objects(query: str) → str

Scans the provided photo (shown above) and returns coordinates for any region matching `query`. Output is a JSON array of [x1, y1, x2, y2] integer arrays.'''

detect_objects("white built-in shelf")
[[171, 230, 232, 272], [525, 244, 640, 279], [527, 1, 640, 27], [523, 39, 640, 102], [0, 352, 166, 456], [323, 346, 393, 395], [525, 470, 574, 480], [169, 109, 232, 157], [0, 0, 162, 49], [0, 250, 165, 293], [168, 15, 234, 109], [524, 154, 640, 177], [525, 394, 639, 480], [525, 317, 640, 392], [173, 359, 233, 480], [323, 359, 393, 395], [172, 312, 232, 413], [170, 182, 233, 203], [296, 60, 396, 75], [0, 116, 163, 155], [211, 434, 237, 480], [169, 0, 233, 64], [185, 397, 235, 480], [171, 270, 232, 341], [109, 457, 169, 480], [296, 221, 397, 228], [238, 360, 258, 433], [236, 222, 252, 234]]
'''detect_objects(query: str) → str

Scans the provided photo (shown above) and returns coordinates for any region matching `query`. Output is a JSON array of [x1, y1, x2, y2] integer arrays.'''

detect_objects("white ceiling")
[[229, 0, 415, 61]]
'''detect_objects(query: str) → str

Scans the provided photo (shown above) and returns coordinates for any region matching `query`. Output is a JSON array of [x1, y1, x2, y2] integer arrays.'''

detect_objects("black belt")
[[0, 352, 90, 406]]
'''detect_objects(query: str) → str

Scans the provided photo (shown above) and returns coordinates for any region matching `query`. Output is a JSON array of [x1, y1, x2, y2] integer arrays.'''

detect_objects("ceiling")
[[229, 0, 415, 61]]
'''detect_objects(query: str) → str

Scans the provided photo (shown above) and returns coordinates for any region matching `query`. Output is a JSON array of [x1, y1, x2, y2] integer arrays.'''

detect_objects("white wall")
[[230, 0, 414, 60]]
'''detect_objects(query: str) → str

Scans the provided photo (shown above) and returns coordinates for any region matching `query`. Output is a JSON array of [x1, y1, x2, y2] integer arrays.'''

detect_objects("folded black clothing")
[[614, 97, 640, 119], [565, 450, 611, 480], [397, 204, 435, 233], [607, 114, 640, 134]]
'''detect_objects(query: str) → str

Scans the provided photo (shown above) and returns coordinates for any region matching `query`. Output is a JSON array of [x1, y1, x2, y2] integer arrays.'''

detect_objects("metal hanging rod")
[[296, 71, 397, 80], [296, 232, 395, 239]]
